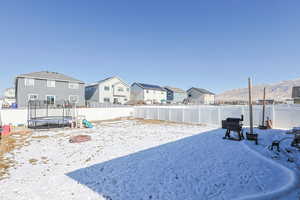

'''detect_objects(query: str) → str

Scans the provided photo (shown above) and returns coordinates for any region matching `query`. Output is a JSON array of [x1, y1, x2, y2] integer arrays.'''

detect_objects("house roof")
[[133, 82, 166, 91], [86, 76, 129, 87], [16, 71, 84, 83], [187, 87, 215, 95], [164, 86, 186, 93]]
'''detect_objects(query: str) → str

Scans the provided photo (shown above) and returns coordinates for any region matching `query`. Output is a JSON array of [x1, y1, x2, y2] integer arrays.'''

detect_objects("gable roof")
[[87, 76, 129, 87], [132, 82, 166, 91], [16, 71, 84, 83], [187, 87, 215, 95], [164, 86, 186, 93]]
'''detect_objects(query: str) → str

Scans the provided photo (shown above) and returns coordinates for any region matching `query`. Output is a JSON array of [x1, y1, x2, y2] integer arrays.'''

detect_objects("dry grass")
[[92, 117, 132, 124], [0, 129, 32, 180], [31, 135, 49, 139], [29, 158, 38, 165]]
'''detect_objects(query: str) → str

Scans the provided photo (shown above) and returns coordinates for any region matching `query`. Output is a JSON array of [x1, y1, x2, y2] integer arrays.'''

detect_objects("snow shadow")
[[66, 129, 292, 200]]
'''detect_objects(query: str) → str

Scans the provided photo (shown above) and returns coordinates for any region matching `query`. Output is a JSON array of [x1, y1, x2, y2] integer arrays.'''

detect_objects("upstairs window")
[[25, 78, 35, 87], [104, 98, 110, 102], [47, 80, 56, 88], [104, 86, 110, 91], [118, 87, 124, 92], [69, 83, 79, 89]]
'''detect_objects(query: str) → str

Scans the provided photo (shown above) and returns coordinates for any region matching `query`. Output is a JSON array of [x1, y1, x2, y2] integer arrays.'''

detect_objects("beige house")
[[187, 87, 215, 104]]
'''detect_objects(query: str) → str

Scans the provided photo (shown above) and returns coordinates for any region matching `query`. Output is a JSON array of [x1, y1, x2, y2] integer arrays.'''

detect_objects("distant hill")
[[216, 78, 300, 102]]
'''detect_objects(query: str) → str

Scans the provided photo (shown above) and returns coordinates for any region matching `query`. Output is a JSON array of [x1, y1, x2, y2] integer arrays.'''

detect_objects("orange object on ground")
[[1, 125, 11, 136]]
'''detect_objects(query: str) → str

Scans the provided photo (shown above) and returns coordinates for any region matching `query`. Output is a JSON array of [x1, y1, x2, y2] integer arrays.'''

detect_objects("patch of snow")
[[0, 120, 298, 200]]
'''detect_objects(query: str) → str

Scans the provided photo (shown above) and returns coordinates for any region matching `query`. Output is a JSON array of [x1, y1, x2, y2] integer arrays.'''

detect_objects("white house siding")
[[98, 77, 130, 104], [144, 90, 166, 104]]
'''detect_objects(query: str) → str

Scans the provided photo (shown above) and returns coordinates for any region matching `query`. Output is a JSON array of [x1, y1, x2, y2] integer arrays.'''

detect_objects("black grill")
[[222, 115, 244, 141]]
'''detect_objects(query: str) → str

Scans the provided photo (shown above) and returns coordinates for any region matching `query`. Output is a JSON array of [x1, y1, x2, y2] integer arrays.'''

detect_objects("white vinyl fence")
[[134, 105, 300, 129]]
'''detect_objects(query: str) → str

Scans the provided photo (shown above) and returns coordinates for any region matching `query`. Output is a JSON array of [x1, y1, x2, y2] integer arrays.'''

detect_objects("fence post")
[[182, 108, 185, 123], [218, 107, 221, 127], [169, 108, 171, 121], [157, 107, 160, 120], [272, 104, 275, 128], [198, 106, 201, 124]]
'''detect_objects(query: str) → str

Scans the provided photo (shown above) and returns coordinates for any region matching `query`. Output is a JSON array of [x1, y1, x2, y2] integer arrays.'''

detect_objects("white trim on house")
[[69, 82, 79, 89], [47, 80, 56, 88], [25, 78, 35, 87]]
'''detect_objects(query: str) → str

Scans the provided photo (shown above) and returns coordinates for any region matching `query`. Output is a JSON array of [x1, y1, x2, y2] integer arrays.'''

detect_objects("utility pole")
[[248, 77, 253, 134], [262, 87, 266, 127]]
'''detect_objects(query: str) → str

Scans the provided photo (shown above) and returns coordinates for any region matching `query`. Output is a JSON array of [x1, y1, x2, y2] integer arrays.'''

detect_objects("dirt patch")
[[32, 135, 49, 139], [92, 117, 132, 124], [135, 119, 205, 126]]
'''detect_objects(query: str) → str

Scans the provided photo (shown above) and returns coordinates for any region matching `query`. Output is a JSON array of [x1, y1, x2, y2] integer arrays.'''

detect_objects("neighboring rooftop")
[[86, 76, 129, 87], [133, 83, 166, 91], [164, 86, 186, 93], [188, 87, 215, 95], [16, 71, 84, 83]]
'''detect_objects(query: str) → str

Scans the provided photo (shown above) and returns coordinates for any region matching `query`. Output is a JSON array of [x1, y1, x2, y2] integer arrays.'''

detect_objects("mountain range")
[[216, 78, 300, 102]]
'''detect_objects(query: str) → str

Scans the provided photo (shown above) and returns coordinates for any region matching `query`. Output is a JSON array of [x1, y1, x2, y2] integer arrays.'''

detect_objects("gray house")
[[15, 71, 85, 108], [292, 86, 300, 104], [187, 87, 215, 105], [164, 86, 187, 104]]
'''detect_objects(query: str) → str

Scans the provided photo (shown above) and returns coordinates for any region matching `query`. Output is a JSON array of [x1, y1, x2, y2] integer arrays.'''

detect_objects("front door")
[[113, 98, 118, 104]]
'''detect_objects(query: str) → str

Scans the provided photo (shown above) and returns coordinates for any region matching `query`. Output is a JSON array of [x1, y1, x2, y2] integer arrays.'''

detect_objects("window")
[[104, 86, 110, 91], [28, 94, 38, 101], [25, 78, 34, 86], [47, 80, 56, 88], [46, 95, 55, 105], [104, 98, 110, 102], [126, 88, 129, 92], [69, 95, 79, 103], [69, 83, 79, 89], [118, 87, 124, 92]]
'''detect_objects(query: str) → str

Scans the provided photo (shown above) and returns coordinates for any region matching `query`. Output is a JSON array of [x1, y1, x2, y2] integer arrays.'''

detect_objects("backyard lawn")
[[0, 119, 299, 200]]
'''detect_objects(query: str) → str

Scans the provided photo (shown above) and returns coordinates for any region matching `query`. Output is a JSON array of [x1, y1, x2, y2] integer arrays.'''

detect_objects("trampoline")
[[28, 100, 75, 129]]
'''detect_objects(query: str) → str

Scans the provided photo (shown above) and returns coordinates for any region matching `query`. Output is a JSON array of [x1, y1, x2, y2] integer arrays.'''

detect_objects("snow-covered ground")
[[0, 119, 299, 200]]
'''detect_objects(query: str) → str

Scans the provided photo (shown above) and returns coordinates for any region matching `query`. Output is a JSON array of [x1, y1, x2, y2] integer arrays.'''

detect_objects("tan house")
[[187, 87, 215, 105]]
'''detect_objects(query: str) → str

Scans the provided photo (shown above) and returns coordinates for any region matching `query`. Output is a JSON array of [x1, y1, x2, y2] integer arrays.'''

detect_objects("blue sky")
[[1, 1, 300, 94]]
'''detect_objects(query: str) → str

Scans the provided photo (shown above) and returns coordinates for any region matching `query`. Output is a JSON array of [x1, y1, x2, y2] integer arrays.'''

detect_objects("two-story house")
[[131, 83, 167, 104], [85, 76, 130, 104], [187, 87, 215, 105], [15, 71, 85, 108], [164, 86, 187, 104]]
